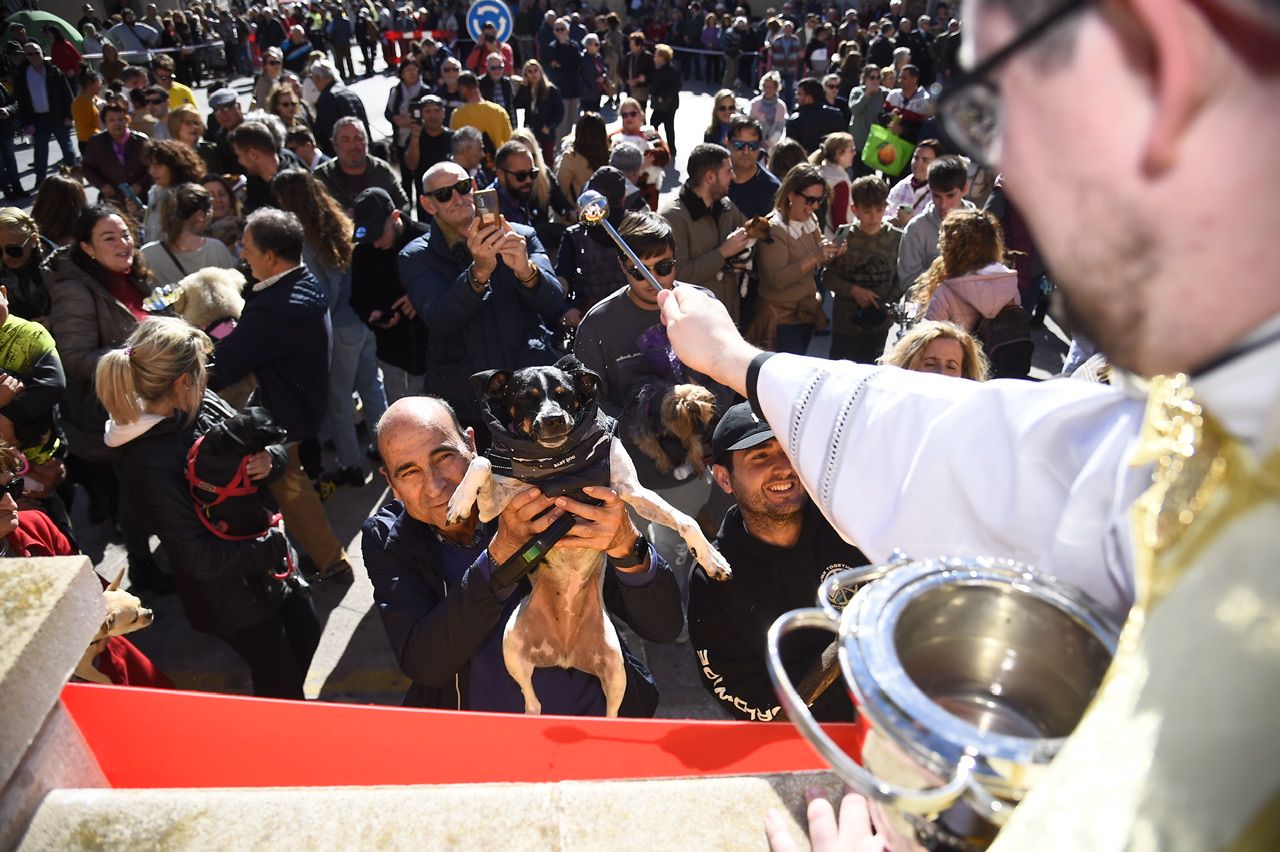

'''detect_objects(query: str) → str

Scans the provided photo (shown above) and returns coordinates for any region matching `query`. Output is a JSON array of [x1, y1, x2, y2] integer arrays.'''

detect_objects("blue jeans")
[[31, 113, 79, 180], [325, 322, 388, 469], [774, 322, 814, 355]]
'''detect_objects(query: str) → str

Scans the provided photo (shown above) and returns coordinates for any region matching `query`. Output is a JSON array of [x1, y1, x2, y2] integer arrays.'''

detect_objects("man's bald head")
[[375, 395, 466, 459]]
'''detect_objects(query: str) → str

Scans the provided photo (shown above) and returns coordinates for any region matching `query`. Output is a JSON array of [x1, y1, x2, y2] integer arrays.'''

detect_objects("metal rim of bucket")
[[837, 556, 1121, 798]]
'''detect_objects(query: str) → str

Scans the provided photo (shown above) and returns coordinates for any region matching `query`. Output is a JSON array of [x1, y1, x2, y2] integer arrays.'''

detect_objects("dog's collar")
[[204, 316, 238, 342], [484, 403, 615, 486]]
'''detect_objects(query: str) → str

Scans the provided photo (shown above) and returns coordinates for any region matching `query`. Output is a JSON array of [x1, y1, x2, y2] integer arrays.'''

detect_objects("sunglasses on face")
[[2, 242, 31, 258], [502, 167, 540, 182], [824, 83, 839, 89], [716, 104, 734, 113], [0, 477, 24, 501], [730, 139, 760, 151], [626, 258, 677, 280], [487, 65, 504, 71], [799, 192, 825, 206], [620, 110, 640, 118], [427, 177, 473, 203], [278, 100, 297, 107]]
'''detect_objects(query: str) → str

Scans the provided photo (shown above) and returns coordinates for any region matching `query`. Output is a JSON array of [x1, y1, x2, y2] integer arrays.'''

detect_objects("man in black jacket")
[[310, 59, 369, 157], [785, 77, 847, 154], [361, 395, 683, 713], [14, 42, 78, 181], [687, 403, 867, 722], [229, 120, 306, 214], [209, 208, 353, 582]]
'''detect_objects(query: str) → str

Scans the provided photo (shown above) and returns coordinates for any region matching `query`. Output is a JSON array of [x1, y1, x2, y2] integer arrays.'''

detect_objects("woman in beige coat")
[[751, 163, 845, 354]]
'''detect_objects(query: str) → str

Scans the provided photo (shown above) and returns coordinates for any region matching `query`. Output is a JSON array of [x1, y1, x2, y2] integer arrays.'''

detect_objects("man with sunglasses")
[[574, 211, 733, 613], [784, 77, 845, 154], [726, 116, 781, 219], [399, 161, 569, 441], [664, 2, 1280, 847], [489, 141, 541, 228], [130, 85, 170, 141]]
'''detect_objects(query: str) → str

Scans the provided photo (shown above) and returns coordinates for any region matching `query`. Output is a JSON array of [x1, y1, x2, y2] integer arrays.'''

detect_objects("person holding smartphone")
[[398, 161, 570, 447]]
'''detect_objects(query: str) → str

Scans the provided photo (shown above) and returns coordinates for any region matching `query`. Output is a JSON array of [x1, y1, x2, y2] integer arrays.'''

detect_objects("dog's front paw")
[[445, 490, 475, 525], [693, 538, 732, 581]]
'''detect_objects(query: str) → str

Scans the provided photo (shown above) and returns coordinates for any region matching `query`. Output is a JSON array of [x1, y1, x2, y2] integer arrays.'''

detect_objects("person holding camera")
[[824, 175, 903, 365], [398, 161, 570, 443]]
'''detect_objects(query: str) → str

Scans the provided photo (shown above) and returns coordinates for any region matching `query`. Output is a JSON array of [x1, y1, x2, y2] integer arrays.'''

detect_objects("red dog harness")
[[184, 435, 293, 579]]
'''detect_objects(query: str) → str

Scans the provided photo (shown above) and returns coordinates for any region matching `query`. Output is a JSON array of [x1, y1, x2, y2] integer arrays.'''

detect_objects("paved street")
[[34, 56, 1067, 717]]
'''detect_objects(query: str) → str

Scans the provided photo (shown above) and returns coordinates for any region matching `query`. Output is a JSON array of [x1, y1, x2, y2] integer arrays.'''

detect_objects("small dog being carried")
[[446, 355, 731, 716], [185, 406, 295, 580]]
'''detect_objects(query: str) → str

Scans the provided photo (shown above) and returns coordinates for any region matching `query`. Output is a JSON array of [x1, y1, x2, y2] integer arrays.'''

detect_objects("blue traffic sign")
[[466, 1, 513, 44]]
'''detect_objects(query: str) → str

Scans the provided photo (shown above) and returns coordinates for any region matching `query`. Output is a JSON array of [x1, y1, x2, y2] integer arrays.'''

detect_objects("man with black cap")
[[555, 166, 630, 316], [686, 401, 867, 722], [350, 187, 429, 404]]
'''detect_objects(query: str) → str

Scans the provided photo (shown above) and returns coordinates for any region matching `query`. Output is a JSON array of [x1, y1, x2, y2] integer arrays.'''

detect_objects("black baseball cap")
[[711, 402, 775, 463], [352, 187, 396, 243]]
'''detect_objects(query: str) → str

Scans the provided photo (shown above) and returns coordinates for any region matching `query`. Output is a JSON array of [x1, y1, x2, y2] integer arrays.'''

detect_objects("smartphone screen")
[[474, 188, 500, 224]]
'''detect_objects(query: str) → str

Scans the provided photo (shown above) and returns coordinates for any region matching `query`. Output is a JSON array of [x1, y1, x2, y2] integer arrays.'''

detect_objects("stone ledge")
[[0, 557, 103, 788], [19, 771, 842, 851]]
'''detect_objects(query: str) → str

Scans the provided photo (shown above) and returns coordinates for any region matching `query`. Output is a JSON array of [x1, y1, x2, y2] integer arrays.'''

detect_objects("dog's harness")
[[184, 435, 293, 579], [483, 402, 616, 501]]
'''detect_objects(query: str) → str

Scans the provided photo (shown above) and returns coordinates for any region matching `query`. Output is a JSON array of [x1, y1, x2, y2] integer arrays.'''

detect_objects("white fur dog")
[[446, 357, 731, 717]]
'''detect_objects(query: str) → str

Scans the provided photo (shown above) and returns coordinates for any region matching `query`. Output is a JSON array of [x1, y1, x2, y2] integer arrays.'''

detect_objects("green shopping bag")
[[861, 123, 915, 177]]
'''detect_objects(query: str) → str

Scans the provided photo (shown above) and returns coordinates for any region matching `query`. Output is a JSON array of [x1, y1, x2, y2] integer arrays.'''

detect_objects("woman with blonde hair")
[[270, 169, 386, 486], [751, 163, 846, 354], [809, 132, 855, 229], [703, 89, 738, 146], [167, 104, 219, 173], [96, 316, 320, 698], [140, 183, 237, 286], [748, 71, 787, 151], [514, 58, 564, 163], [881, 320, 991, 381]]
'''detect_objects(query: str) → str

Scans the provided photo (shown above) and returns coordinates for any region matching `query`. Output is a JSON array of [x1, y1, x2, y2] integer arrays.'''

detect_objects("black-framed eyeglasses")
[[933, 0, 1088, 167], [626, 258, 677, 280], [427, 177, 473, 203], [730, 139, 760, 152], [0, 477, 24, 501], [501, 167, 540, 182]]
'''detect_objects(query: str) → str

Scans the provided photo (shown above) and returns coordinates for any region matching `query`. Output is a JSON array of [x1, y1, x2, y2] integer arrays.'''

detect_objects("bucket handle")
[[767, 608, 973, 815]]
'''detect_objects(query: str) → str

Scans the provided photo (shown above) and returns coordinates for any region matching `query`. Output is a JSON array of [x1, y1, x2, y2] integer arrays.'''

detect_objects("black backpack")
[[975, 303, 1034, 379]]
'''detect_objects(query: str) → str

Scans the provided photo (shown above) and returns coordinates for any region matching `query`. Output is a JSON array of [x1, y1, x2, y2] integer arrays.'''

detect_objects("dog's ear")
[[106, 565, 126, 592], [470, 369, 512, 401], [102, 610, 117, 634], [556, 355, 602, 400]]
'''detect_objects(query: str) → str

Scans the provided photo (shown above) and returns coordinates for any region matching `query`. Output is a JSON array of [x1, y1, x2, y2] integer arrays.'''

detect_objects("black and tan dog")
[[446, 355, 731, 716]]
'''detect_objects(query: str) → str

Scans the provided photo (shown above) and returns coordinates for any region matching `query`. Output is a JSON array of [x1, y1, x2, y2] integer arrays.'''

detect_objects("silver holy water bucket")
[[767, 555, 1120, 850]]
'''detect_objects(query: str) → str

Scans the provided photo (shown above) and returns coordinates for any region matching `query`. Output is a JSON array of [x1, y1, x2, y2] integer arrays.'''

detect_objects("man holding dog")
[[398, 161, 570, 444], [661, 0, 1280, 846], [362, 395, 683, 714], [687, 403, 866, 723]]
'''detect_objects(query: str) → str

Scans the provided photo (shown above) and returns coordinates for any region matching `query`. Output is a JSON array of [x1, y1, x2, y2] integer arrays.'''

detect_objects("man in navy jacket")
[[209, 208, 352, 580], [362, 395, 683, 713], [398, 161, 571, 442]]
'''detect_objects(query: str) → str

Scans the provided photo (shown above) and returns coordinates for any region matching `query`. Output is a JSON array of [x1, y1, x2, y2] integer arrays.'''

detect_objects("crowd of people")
[[0, 0, 1068, 716]]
